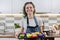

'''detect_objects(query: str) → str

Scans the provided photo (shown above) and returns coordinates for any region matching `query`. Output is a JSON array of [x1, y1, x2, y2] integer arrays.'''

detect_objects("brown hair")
[[23, 2, 35, 17]]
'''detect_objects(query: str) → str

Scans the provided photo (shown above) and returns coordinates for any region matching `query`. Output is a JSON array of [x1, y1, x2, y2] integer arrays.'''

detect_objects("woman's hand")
[[15, 34, 18, 38], [15, 32, 19, 38], [15, 27, 24, 38], [43, 32, 47, 36]]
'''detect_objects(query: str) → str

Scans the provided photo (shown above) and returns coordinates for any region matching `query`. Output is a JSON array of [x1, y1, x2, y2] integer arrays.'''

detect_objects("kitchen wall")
[[0, 14, 23, 35], [0, 14, 60, 31], [0, 14, 60, 40]]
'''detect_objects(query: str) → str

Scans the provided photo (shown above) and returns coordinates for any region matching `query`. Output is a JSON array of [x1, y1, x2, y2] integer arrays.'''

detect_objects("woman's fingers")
[[15, 34, 18, 38]]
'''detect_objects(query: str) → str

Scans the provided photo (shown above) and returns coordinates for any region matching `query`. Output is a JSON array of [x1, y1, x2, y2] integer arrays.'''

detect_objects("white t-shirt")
[[20, 17, 43, 32]]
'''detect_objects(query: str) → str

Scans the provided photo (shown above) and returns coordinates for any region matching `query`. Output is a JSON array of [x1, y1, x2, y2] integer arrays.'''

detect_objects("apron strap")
[[34, 16, 38, 26], [27, 17, 29, 26]]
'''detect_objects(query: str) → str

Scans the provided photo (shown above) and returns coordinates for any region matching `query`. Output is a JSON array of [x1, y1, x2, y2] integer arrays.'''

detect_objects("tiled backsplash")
[[0, 14, 60, 33], [0, 14, 23, 35]]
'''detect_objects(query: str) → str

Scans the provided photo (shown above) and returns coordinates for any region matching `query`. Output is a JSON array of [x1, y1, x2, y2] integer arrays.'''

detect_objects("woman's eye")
[[26, 7, 32, 9], [27, 7, 29, 9], [30, 7, 32, 9]]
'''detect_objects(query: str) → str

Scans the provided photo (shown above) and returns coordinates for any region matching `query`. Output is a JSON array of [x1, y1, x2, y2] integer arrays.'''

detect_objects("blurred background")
[[0, 0, 60, 40], [0, 0, 60, 14]]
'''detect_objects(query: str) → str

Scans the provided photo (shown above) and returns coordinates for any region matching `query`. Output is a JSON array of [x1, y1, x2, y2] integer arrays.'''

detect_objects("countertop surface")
[[0, 33, 60, 38], [45, 33, 60, 38], [0, 35, 15, 38]]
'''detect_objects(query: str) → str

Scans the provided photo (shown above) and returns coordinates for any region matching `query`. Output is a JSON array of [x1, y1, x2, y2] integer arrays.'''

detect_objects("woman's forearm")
[[15, 27, 24, 38], [20, 27, 24, 33], [40, 25, 44, 33], [41, 22, 44, 33]]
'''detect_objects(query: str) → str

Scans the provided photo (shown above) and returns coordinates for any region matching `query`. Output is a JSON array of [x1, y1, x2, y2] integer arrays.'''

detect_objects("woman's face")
[[25, 4, 35, 15]]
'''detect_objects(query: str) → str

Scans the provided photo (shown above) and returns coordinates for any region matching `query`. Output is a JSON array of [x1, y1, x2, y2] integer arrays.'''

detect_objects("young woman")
[[16, 2, 44, 40]]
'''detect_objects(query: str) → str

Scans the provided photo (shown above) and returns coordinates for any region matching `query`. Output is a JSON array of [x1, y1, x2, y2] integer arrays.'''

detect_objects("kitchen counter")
[[44, 33, 60, 40], [45, 33, 60, 38], [0, 35, 15, 38], [0, 33, 60, 38]]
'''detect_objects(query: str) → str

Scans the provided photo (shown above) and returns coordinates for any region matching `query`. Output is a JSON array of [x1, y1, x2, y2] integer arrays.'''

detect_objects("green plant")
[[14, 23, 20, 28]]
